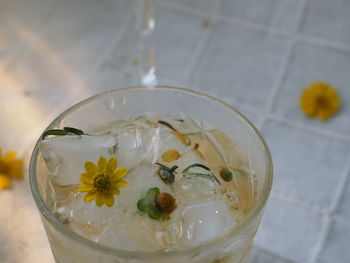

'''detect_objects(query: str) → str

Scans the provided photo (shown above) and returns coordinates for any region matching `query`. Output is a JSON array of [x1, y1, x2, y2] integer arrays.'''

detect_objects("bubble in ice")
[[39, 135, 117, 185], [170, 198, 236, 246]]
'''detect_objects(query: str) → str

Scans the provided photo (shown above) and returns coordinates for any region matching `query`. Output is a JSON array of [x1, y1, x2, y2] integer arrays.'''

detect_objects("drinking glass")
[[29, 86, 273, 263]]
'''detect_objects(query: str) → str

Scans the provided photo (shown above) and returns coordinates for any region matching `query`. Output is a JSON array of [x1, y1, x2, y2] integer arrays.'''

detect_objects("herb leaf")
[[42, 126, 85, 139], [183, 163, 210, 174], [137, 187, 176, 221], [42, 129, 70, 139], [156, 163, 178, 185], [158, 120, 177, 131], [63, 127, 84, 135]]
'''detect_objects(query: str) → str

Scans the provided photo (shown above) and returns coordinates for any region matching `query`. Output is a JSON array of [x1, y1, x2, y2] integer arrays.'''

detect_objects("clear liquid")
[[42, 114, 256, 256]]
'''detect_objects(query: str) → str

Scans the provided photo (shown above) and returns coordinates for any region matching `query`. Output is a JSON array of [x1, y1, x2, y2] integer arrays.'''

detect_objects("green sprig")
[[42, 127, 85, 139]]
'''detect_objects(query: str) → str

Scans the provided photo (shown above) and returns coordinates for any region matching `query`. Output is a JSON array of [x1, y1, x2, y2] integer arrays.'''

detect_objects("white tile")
[[0, 0, 56, 60], [89, 62, 138, 95], [158, 0, 219, 13], [273, 41, 350, 136], [301, 0, 350, 46], [189, 22, 288, 111], [255, 196, 324, 263], [251, 247, 296, 263], [261, 120, 350, 210], [335, 172, 350, 220], [220, 0, 302, 33], [36, 0, 134, 76], [318, 217, 350, 263], [108, 6, 208, 84]]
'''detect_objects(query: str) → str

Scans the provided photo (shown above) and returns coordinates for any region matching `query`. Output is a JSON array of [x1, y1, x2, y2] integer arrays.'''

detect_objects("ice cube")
[[97, 213, 161, 251], [39, 135, 117, 185], [53, 193, 116, 241], [117, 161, 172, 209], [171, 198, 236, 246], [173, 176, 219, 204], [111, 122, 160, 168]]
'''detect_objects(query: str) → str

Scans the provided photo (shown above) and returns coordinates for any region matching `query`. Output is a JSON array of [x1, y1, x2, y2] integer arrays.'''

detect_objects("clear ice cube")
[[53, 194, 116, 241], [173, 176, 219, 204], [39, 135, 117, 185], [111, 122, 160, 168], [170, 198, 236, 246], [97, 213, 161, 251]]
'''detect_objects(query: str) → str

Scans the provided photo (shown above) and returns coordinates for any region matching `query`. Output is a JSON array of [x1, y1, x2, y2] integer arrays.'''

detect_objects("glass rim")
[[29, 86, 273, 258]]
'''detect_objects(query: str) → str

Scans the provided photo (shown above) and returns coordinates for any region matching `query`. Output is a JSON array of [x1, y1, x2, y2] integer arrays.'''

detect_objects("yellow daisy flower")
[[300, 82, 340, 121], [77, 156, 128, 207], [0, 148, 24, 180]]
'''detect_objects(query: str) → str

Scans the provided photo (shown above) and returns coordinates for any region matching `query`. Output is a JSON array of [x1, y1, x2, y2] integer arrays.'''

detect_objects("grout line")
[[253, 246, 297, 263], [260, 0, 308, 126], [329, 154, 350, 214], [266, 114, 350, 143], [299, 34, 350, 54], [157, 1, 289, 38], [270, 192, 326, 215], [308, 215, 332, 263], [182, 1, 222, 84]]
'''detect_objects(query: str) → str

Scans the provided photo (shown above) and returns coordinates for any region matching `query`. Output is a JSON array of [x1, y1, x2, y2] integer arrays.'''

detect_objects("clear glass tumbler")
[[29, 86, 272, 263]]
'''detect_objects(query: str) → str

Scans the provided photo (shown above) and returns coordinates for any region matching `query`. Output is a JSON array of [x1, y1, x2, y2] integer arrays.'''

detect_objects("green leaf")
[[156, 164, 177, 185], [42, 129, 70, 139], [137, 187, 162, 220], [63, 127, 84, 135], [148, 206, 161, 220], [137, 198, 150, 213], [146, 187, 161, 197], [42, 127, 85, 139], [158, 120, 177, 131], [183, 163, 210, 174]]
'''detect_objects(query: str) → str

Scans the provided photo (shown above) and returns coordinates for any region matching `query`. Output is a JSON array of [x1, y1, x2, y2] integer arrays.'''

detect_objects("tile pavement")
[[1, 0, 350, 262]]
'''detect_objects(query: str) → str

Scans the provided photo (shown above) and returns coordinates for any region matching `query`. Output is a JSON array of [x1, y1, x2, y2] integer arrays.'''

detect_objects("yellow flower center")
[[315, 95, 328, 108], [93, 174, 111, 192]]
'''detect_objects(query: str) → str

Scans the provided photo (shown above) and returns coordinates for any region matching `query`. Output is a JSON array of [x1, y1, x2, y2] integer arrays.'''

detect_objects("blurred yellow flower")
[[0, 175, 11, 189], [77, 156, 128, 207], [300, 82, 340, 121], [0, 148, 24, 181]]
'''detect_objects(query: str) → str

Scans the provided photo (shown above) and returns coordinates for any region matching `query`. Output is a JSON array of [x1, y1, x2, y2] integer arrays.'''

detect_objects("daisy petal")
[[116, 180, 128, 188], [83, 192, 96, 203], [85, 162, 97, 174], [98, 157, 107, 172], [80, 173, 93, 184], [107, 158, 117, 174], [112, 168, 128, 181], [111, 187, 120, 195], [96, 193, 104, 207], [78, 184, 93, 192], [104, 194, 115, 207]]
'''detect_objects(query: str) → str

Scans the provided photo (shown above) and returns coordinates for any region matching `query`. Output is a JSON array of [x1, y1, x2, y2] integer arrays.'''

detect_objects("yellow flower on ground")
[[0, 175, 11, 189], [300, 82, 340, 121], [0, 148, 24, 180], [77, 156, 128, 207]]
